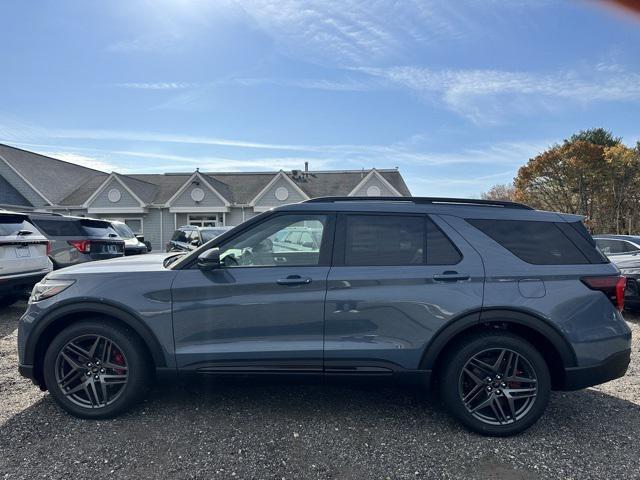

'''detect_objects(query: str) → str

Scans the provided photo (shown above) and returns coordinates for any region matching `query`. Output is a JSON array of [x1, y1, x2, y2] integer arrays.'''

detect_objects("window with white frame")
[[188, 214, 221, 227]]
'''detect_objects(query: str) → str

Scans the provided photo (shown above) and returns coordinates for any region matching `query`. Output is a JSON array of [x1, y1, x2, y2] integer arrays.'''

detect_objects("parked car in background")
[[27, 213, 124, 269], [594, 235, 640, 312], [594, 235, 640, 263], [18, 197, 631, 436], [0, 211, 52, 307], [166, 225, 233, 252], [109, 220, 150, 256]]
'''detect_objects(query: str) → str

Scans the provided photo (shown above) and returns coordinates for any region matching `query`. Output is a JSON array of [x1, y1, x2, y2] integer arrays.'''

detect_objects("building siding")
[[351, 176, 398, 197], [90, 179, 141, 208], [254, 176, 307, 208], [171, 184, 226, 208]]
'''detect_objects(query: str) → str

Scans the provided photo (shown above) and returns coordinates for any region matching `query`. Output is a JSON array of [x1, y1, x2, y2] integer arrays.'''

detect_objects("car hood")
[[49, 253, 182, 276]]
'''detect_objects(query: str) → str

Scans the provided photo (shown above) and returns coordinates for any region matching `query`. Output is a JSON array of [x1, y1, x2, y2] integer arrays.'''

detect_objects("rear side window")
[[80, 219, 117, 237], [467, 219, 595, 265], [468, 219, 591, 265], [30, 218, 83, 236], [426, 217, 462, 265], [344, 215, 425, 266]]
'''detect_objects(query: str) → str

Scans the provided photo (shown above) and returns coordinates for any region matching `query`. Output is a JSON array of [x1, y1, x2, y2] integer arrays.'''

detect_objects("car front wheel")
[[43, 319, 151, 419], [440, 331, 551, 436]]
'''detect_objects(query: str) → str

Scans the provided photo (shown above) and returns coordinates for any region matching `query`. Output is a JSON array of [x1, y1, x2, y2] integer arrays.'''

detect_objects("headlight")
[[620, 268, 640, 276], [29, 279, 75, 303]]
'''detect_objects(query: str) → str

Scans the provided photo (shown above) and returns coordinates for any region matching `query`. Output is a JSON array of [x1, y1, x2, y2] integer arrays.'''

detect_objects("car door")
[[324, 213, 484, 373], [171, 212, 335, 373]]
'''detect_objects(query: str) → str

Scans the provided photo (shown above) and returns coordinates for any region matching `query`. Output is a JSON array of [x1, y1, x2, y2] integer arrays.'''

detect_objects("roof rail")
[[304, 196, 533, 210], [24, 211, 63, 216]]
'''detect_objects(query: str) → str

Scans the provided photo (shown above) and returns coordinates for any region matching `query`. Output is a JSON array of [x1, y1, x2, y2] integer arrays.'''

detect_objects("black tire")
[[439, 331, 551, 436], [43, 319, 152, 419], [0, 296, 20, 308]]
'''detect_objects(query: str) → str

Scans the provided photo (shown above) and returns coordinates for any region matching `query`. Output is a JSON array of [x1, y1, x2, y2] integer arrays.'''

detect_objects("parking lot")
[[0, 303, 638, 480]]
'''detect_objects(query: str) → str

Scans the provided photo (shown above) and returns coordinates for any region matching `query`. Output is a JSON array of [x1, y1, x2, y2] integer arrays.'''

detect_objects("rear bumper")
[[0, 270, 49, 296], [562, 348, 631, 390]]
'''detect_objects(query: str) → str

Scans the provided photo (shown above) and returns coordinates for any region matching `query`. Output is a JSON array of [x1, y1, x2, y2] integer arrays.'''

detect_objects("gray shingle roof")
[[0, 143, 105, 204], [1, 143, 411, 207], [0, 174, 32, 207]]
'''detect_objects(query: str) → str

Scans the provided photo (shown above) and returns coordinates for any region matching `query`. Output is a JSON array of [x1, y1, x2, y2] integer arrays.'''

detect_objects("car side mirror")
[[136, 234, 145, 242], [197, 247, 221, 271], [144, 240, 152, 252], [191, 238, 200, 246]]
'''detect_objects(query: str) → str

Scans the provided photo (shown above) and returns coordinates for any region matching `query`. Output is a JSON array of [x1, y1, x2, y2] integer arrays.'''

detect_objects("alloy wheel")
[[459, 348, 538, 426], [54, 334, 129, 409]]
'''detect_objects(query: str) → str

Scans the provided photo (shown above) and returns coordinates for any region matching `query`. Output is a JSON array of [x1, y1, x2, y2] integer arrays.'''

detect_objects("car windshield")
[[112, 223, 135, 239]]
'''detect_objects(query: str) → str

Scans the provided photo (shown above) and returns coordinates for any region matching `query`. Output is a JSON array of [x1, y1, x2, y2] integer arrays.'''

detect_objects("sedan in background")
[[109, 220, 150, 256], [594, 235, 640, 263]]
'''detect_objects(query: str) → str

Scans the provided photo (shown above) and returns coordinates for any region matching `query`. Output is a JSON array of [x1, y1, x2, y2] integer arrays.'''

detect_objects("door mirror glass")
[[197, 247, 221, 271], [135, 234, 145, 242]]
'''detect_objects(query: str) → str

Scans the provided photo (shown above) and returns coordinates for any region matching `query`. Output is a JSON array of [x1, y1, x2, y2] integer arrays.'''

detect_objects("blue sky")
[[1, 0, 639, 197]]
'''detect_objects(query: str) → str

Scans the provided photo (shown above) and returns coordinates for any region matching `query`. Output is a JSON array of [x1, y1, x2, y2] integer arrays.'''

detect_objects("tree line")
[[481, 128, 640, 234]]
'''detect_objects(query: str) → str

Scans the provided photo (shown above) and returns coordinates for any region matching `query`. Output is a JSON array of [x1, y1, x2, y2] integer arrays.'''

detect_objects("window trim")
[[333, 212, 433, 268], [186, 211, 336, 270]]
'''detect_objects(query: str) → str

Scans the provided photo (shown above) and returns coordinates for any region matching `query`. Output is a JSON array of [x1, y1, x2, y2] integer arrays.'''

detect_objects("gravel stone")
[[1, 301, 639, 479]]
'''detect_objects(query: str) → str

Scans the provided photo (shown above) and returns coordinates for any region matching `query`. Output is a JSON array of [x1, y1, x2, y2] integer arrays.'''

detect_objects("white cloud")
[[38, 152, 118, 172], [358, 65, 640, 123], [112, 82, 197, 90]]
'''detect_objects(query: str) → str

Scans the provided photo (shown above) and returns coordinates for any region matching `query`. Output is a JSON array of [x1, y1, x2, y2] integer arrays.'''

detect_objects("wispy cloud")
[[111, 82, 197, 90], [358, 65, 640, 123]]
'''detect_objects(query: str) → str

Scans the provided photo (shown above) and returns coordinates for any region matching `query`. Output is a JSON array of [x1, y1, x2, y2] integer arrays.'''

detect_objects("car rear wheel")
[[43, 319, 151, 419], [440, 331, 551, 436]]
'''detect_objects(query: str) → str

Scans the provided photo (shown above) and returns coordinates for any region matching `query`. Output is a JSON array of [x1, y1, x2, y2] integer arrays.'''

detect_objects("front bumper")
[[562, 348, 631, 390], [0, 270, 49, 297]]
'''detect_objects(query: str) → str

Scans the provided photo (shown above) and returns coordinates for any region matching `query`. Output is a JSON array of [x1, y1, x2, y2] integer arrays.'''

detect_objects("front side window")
[[219, 215, 327, 267], [344, 215, 425, 266]]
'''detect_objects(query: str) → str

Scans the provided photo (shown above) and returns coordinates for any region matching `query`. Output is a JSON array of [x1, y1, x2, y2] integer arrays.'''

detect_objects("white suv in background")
[[0, 211, 52, 308]]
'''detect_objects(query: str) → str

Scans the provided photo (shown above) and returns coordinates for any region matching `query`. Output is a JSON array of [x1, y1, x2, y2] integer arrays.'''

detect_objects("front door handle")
[[277, 275, 312, 286], [433, 271, 470, 282]]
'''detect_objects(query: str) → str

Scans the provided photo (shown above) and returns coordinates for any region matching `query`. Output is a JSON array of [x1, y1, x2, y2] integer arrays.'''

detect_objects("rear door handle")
[[433, 271, 470, 282], [277, 275, 312, 286]]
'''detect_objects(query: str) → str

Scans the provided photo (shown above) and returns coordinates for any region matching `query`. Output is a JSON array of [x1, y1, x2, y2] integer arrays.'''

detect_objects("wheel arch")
[[27, 302, 167, 387], [421, 308, 577, 389]]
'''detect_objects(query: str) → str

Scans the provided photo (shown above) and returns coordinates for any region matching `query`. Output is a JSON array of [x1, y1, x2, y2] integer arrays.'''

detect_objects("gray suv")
[[27, 214, 125, 269], [18, 197, 631, 436]]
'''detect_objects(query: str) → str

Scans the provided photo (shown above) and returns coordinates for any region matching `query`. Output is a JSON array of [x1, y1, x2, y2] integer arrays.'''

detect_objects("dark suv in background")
[[27, 213, 124, 269], [18, 197, 631, 436], [167, 225, 233, 252]]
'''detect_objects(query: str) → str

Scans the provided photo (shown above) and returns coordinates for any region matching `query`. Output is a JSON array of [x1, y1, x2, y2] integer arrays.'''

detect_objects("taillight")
[[46, 241, 52, 256], [67, 240, 91, 253], [581, 275, 626, 311]]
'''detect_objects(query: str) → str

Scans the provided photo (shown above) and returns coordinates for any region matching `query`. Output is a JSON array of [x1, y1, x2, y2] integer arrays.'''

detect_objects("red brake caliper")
[[112, 350, 126, 375]]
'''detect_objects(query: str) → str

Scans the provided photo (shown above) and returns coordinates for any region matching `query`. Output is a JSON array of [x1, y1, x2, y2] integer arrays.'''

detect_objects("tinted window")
[[172, 229, 188, 243], [426, 217, 461, 265], [0, 215, 37, 236], [111, 223, 135, 239], [80, 219, 117, 237], [30, 218, 83, 236], [220, 215, 327, 267], [201, 229, 228, 242], [344, 215, 425, 266], [468, 219, 589, 265]]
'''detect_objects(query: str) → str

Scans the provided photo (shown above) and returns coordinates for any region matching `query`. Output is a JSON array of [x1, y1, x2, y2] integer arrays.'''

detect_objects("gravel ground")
[[1, 302, 639, 480]]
